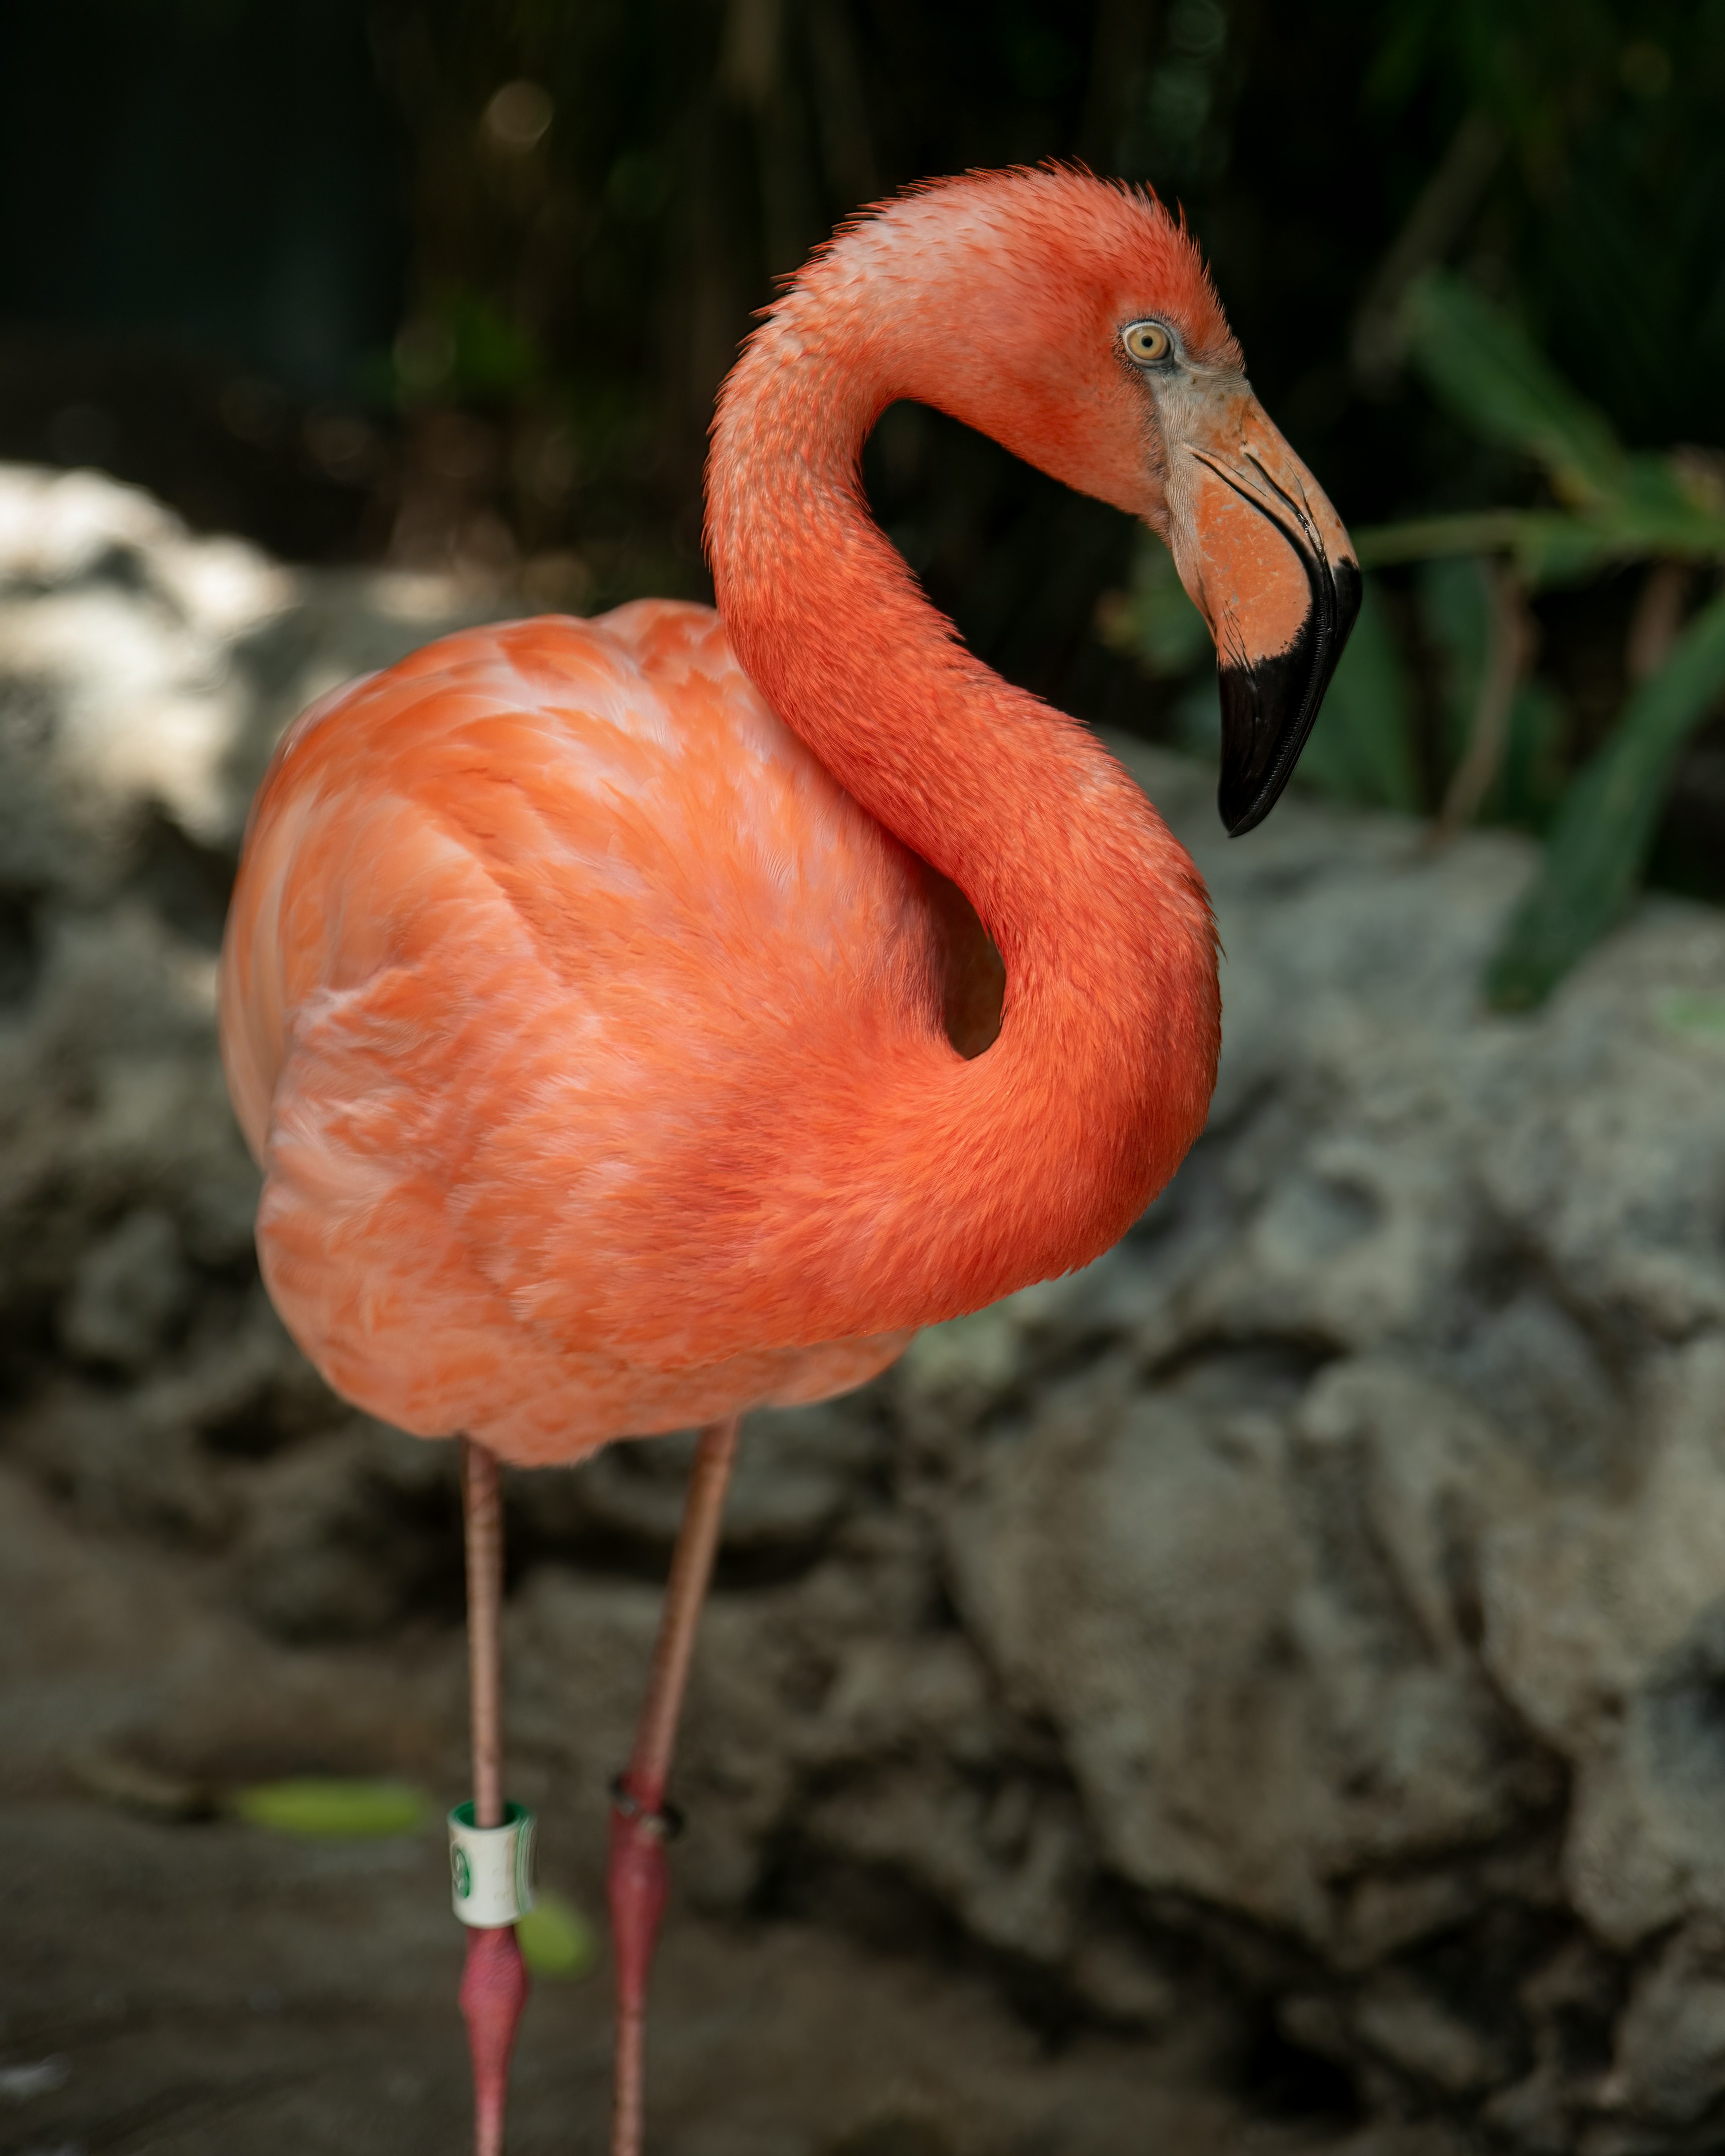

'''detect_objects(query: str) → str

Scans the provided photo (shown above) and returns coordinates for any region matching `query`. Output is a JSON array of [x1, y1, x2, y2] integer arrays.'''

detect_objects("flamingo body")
[[220, 170, 1363, 1476], [217, 169, 1362, 2156], [222, 601, 935, 1463]]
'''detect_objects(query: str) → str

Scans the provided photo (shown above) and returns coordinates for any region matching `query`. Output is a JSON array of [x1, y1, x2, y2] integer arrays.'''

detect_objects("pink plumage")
[[222, 602, 927, 1460]]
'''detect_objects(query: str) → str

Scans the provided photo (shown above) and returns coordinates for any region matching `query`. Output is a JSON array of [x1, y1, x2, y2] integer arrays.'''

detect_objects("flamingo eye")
[[1122, 320, 1174, 366]]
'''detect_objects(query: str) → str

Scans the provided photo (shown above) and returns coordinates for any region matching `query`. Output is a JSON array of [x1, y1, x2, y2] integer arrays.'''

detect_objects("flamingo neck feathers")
[[702, 181, 1221, 1345]]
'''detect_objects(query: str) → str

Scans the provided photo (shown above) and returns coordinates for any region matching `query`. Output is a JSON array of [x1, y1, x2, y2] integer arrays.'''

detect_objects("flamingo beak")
[[1165, 392, 1361, 836]]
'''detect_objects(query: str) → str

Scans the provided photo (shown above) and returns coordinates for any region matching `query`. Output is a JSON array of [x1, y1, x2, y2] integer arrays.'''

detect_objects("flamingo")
[[218, 167, 1358, 2156]]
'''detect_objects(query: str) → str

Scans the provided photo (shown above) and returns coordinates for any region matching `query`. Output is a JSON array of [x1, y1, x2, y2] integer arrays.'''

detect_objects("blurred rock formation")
[[4, 465, 1725, 2153]]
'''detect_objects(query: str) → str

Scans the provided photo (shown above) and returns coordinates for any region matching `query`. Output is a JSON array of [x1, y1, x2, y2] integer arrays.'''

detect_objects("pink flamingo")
[[219, 168, 1357, 2156]]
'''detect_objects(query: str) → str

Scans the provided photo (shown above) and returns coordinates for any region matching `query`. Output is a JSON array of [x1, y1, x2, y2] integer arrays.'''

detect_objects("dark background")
[[0, 0, 1719, 764]]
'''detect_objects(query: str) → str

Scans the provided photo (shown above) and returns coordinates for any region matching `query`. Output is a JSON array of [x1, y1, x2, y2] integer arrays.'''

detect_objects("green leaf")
[[1398, 273, 1711, 554], [1354, 510, 1529, 568], [1659, 992, 1725, 1048], [1416, 556, 1569, 829], [1510, 510, 1641, 586], [1486, 586, 1725, 1009], [229, 1778, 430, 1840], [1295, 575, 1421, 815], [1402, 271, 1627, 503], [518, 1889, 599, 1979], [1419, 556, 1494, 770], [1498, 677, 1568, 832], [1354, 503, 1725, 588]]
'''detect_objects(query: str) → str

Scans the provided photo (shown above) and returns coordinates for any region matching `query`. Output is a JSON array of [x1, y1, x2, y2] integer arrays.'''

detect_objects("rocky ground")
[[3, 465, 1725, 2155]]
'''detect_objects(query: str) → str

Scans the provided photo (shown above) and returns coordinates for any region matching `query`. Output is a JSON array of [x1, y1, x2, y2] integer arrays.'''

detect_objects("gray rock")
[[234, 1419, 460, 1642], [1609, 1926, 1725, 2130], [941, 1355, 1552, 1953], [60, 1205, 191, 1367]]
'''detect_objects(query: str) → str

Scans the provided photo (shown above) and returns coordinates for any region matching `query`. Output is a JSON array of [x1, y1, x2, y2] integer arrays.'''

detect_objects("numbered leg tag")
[[449, 1802, 536, 1928]]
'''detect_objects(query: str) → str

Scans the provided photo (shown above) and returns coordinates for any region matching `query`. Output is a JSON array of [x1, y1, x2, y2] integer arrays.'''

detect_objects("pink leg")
[[460, 1438, 529, 2156], [609, 1415, 741, 2156]]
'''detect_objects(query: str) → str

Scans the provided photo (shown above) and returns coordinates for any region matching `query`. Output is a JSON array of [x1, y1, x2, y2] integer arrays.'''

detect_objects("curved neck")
[[709, 332, 1100, 937], [700, 306, 1220, 1342]]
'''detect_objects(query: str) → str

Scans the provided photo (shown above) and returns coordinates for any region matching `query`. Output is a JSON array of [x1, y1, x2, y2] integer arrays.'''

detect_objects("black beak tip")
[[1215, 664, 1290, 837], [1215, 555, 1361, 837], [1223, 800, 1270, 839]]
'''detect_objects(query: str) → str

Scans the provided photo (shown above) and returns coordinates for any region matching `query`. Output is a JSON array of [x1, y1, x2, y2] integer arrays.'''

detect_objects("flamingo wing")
[[220, 603, 932, 1463]]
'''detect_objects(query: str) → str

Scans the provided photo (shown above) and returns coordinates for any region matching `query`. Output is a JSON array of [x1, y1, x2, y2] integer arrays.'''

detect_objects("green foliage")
[[1499, 678, 1568, 834], [1363, 275, 1725, 585], [1403, 271, 1626, 507], [1387, 273, 1725, 1002], [1420, 556, 1493, 766], [1418, 556, 1565, 828], [1296, 581, 1421, 815], [1486, 588, 1725, 1009], [229, 1778, 430, 1839], [1106, 252, 1725, 1009], [1367, 1, 1725, 448]]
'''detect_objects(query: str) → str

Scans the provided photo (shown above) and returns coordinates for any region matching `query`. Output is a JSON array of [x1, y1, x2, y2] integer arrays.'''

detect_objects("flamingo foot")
[[460, 1923, 529, 2156]]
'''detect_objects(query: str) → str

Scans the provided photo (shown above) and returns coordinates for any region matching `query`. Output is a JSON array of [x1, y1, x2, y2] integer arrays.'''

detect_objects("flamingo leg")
[[459, 1438, 530, 2156], [609, 1414, 742, 2156]]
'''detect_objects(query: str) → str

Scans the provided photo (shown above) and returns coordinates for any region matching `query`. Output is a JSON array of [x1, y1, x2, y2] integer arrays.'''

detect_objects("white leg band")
[[449, 1802, 536, 1927]]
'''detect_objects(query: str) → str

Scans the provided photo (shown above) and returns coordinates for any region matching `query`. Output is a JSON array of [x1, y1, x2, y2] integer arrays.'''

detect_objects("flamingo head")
[[1105, 306, 1362, 839], [840, 169, 1361, 835]]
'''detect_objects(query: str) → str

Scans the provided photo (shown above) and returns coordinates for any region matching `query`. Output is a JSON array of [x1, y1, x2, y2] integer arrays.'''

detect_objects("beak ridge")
[[1170, 406, 1361, 836]]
